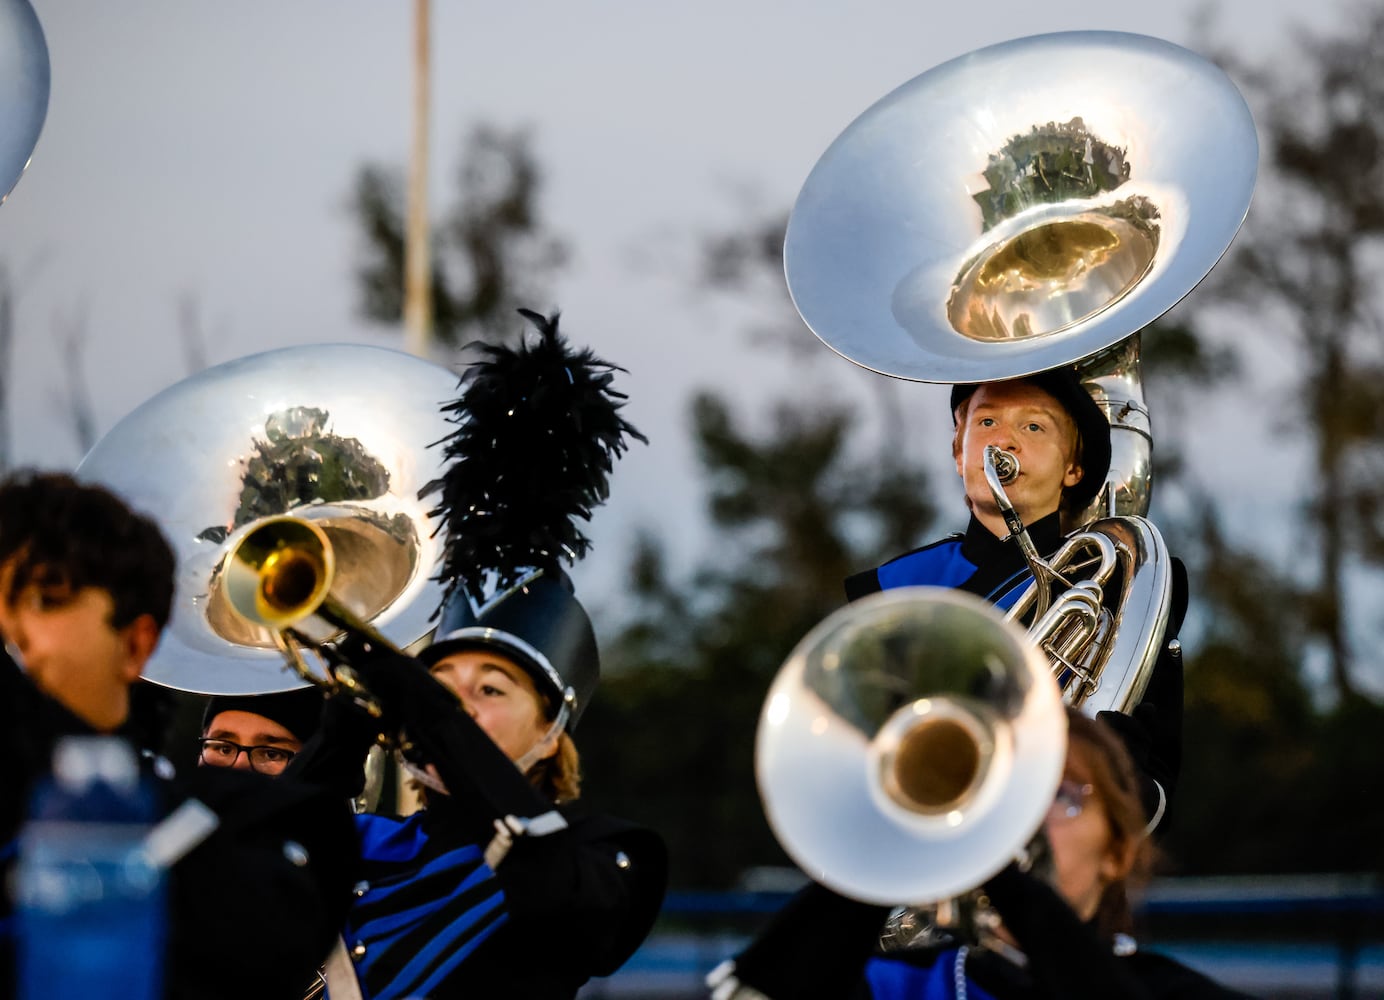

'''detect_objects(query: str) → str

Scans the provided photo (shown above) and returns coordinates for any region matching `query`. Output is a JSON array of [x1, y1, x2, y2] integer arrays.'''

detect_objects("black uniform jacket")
[[845, 513, 1188, 827], [730, 871, 1254, 1000], [289, 648, 668, 999], [0, 650, 358, 1000]]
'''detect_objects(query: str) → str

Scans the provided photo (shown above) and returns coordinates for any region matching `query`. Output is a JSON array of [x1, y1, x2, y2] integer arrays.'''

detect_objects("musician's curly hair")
[[0, 470, 175, 630]]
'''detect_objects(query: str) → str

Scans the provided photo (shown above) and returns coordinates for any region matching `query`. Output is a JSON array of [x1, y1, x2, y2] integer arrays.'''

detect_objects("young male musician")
[[846, 369, 1109, 605], [198, 687, 324, 776], [0, 471, 355, 1000], [845, 367, 1186, 829]]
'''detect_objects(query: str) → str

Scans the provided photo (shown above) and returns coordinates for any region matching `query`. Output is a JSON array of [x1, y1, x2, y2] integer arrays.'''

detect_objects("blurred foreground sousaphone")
[[0, 0, 49, 205], [783, 31, 1258, 715], [77, 344, 459, 695]]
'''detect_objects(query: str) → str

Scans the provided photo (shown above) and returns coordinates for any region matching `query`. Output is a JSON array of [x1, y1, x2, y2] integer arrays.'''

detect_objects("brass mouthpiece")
[[988, 447, 1020, 485]]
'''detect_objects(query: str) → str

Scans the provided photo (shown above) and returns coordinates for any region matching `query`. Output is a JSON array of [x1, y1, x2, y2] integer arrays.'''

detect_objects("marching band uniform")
[[293, 575, 668, 1000], [847, 511, 1067, 609], [346, 795, 662, 999], [289, 309, 666, 999], [843, 370, 1186, 828]]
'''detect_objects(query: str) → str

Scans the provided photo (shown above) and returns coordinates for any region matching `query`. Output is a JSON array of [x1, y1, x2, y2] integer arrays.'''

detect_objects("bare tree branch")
[[53, 303, 96, 457], [175, 290, 209, 375]]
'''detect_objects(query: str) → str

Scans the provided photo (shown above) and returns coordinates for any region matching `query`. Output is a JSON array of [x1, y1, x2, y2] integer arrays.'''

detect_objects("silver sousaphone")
[[0, 0, 49, 205], [76, 344, 460, 695], [752, 32, 1257, 938], [783, 30, 1258, 715]]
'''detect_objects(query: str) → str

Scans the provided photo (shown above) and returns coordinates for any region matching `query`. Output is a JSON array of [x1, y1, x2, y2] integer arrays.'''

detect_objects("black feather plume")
[[421, 308, 647, 609]]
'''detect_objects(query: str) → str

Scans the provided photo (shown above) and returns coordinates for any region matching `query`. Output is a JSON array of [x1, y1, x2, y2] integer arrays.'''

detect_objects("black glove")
[[327, 634, 462, 729], [284, 690, 384, 798], [327, 636, 554, 820], [318, 686, 392, 751], [729, 881, 890, 1000], [1095, 704, 1154, 770], [984, 864, 1153, 1000], [1095, 704, 1165, 825]]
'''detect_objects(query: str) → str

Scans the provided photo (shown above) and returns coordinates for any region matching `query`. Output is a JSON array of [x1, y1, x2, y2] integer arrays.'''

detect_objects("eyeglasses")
[[1049, 778, 1095, 821], [198, 738, 297, 775]]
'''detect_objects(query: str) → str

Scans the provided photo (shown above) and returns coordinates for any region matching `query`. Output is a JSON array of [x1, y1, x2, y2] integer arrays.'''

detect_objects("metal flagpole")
[[403, 0, 432, 358]]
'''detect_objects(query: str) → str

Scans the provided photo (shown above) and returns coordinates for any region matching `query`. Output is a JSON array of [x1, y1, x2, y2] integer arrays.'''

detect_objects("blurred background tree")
[[1153, 4, 1384, 878], [1202, 8, 1384, 707], [581, 391, 935, 887], [352, 123, 567, 350]]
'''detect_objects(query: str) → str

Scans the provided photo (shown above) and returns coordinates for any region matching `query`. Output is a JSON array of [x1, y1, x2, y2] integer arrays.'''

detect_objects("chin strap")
[[399, 690, 576, 870], [400, 757, 449, 795], [515, 689, 573, 772], [1143, 780, 1167, 834]]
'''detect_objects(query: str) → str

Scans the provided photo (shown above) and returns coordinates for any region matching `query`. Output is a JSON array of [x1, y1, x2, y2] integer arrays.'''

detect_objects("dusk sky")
[[2, 0, 1360, 687]]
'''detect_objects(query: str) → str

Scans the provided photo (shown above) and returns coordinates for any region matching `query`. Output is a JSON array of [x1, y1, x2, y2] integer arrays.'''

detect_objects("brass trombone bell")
[[222, 516, 337, 634], [76, 344, 461, 695]]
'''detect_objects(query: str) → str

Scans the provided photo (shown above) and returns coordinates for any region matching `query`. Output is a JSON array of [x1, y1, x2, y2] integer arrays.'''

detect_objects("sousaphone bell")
[[0, 0, 49, 205], [76, 344, 460, 695], [784, 29, 1257, 521]]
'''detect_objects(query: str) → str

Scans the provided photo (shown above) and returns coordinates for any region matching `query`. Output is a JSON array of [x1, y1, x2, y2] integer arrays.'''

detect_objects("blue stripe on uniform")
[[346, 814, 512, 1000], [875, 541, 1036, 613], [385, 894, 508, 1000], [876, 543, 977, 592]]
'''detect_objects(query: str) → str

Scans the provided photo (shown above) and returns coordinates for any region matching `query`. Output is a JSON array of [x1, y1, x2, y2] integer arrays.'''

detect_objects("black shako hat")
[[950, 366, 1112, 512], [201, 685, 324, 743], [417, 309, 644, 734], [420, 569, 598, 731]]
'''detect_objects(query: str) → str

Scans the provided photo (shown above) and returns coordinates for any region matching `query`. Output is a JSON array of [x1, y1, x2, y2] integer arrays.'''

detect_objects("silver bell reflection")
[[76, 344, 460, 695], [783, 30, 1257, 385], [0, 0, 50, 205]]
